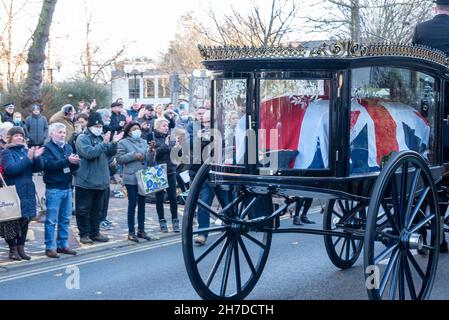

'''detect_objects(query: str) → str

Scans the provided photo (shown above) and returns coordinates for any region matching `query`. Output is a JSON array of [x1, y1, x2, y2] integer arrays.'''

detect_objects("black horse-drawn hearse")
[[181, 41, 449, 300]]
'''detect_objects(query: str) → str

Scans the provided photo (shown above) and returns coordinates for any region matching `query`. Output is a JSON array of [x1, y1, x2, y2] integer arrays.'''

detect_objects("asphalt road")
[[0, 210, 449, 300]]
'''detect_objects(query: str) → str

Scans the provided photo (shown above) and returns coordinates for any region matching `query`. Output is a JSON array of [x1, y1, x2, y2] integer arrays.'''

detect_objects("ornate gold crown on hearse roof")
[[198, 41, 449, 68]]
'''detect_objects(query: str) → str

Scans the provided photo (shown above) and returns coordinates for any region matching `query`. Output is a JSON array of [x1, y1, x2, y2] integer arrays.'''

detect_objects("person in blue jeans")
[[42, 123, 80, 258]]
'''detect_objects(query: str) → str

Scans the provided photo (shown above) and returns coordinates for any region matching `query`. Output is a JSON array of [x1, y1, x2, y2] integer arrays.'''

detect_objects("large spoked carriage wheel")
[[324, 200, 366, 269], [182, 164, 274, 300], [364, 151, 440, 300]]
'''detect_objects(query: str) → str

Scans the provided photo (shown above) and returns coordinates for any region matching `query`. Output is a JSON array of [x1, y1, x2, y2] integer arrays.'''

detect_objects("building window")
[[144, 79, 155, 99], [128, 78, 140, 99], [158, 78, 170, 99]]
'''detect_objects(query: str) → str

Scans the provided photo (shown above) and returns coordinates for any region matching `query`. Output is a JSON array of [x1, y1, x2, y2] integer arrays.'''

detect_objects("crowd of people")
[[0, 98, 215, 260]]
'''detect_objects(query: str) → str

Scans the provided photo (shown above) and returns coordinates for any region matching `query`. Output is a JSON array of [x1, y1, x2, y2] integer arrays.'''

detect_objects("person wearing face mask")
[[117, 122, 158, 242], [96, 108, 116, 229], [74, 112, 124, 244], [50, 104, 76, 143], [41, 123, 80, 258], [12, 112, 29, 140]]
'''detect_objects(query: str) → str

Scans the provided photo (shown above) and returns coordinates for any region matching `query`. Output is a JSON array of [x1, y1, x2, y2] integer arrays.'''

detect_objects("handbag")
[[135, 161, 169, 196], [0, 173, 22, 222]]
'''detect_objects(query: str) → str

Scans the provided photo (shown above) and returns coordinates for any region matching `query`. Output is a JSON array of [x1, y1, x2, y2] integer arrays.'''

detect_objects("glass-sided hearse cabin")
[[181, 41, 449, 301]]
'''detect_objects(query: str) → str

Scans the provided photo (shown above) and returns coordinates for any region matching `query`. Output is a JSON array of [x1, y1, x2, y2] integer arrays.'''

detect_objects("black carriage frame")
[[182, 41, 449, 300], [205, 46, 449, 202]]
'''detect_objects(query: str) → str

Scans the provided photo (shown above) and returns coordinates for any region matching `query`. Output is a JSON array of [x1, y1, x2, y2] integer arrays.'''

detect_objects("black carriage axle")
[[267, 227, 364, 239]]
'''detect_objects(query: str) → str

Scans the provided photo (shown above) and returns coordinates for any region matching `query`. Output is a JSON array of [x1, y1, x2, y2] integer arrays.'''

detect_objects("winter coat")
[[116, 137, 150, 185], [49, 111, 75, 143], [1, 112, 14, 124], [41, 140, 79, 190], [25, 114, 48, 146], [413, 14, 449, 56], [1, 144, 43, 219], [127, 109, 140, 120], [13, 121, 29, 140], [110, 112, 127, 136], [75, 129, 117, 190], [153, 130, 181, 175]]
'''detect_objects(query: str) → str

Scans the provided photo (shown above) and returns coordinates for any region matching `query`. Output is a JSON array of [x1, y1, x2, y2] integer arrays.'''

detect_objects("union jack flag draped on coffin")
[[259, 96, 430, 174]]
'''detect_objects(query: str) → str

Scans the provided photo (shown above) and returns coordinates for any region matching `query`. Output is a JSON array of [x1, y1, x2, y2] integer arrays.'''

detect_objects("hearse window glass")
[[259, 79, 331, 170], [214, 79, 247, 166], [350, 67, 436, 175]]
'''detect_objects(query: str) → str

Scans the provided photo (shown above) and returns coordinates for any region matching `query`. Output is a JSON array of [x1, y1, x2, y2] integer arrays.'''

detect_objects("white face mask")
[[90, 127, 103, 137], [131, 130, 142, 140]]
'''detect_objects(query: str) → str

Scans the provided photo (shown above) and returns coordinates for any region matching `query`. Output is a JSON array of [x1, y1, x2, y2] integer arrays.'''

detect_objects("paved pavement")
[[0, 176, 184, 266]]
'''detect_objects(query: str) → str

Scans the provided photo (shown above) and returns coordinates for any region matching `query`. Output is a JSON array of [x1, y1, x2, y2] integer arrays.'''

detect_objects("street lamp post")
[[126, 71, 144, 103]]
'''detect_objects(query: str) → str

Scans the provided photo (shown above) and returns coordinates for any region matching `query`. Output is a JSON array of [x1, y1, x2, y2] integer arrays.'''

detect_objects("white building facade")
[[111, 65, 190, 108]]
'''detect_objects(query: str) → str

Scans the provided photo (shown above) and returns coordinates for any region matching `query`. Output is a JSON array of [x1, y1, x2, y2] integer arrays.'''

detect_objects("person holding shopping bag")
[[152, 118, 181, 233], [117, 122, 159, 242], [0, 126, 44, 260]]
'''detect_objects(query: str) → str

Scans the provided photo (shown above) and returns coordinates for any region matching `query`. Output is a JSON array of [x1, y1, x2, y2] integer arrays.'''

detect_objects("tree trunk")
[[7, 0, 14, 88], [23, 0, 57, 109], [351, 0, 361, 42]]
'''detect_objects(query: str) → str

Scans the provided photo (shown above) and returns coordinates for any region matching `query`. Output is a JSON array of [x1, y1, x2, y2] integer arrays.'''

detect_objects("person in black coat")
[[152, 118, 182, 233], [1, 103, 15, 124], [413, 0, 449, 254], [109, 102, 127, 136], [412, 0, 449, 56], [0, 126, 44, 261]]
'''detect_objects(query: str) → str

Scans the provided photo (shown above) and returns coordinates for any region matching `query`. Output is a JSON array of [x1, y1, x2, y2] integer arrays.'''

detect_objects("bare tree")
[[202, 0, 300, 46], [0, 0, 33, 89], [362, 0, 433, 43], [23, 0, 57, 108], [78, 9, 127, 84], [305, 0, 433, 43], [159, 13, 208, 76]]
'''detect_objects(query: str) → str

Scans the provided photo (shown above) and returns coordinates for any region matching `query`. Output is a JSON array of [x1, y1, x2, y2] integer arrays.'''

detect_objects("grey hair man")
[[41, 122, 80, 258]]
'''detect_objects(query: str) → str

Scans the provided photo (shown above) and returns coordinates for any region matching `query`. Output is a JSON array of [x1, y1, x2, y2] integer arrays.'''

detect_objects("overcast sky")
[[9, 0, 319, 79]]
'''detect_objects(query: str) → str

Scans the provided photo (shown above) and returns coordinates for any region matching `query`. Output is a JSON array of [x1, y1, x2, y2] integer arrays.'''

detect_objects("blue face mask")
[[14, 119, 21, 125], [131, 130, 142, 140]]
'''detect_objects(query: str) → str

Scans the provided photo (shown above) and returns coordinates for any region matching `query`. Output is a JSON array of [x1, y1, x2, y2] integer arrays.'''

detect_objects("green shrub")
[[1, 80, 111, 118]]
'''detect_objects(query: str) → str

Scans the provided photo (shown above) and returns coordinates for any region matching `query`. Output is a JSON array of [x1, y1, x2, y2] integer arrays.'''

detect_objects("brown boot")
[[17, 245, 31, 260], [9, 246, 22, 261]]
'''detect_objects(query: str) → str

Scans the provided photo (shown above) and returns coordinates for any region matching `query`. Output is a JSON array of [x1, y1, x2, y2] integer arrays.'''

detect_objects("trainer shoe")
[[172, 219, 180, 233], [195, 235, 207, 246], [160, 219, 168, 233]]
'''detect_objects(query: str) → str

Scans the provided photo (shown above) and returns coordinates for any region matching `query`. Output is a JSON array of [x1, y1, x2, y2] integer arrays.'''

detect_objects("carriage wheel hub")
[[231, 223, 246, 235], [401, 232, 423, 250]]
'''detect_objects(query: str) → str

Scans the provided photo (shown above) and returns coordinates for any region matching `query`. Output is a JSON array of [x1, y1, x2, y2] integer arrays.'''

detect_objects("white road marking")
[[0, 237, 182, 284]]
